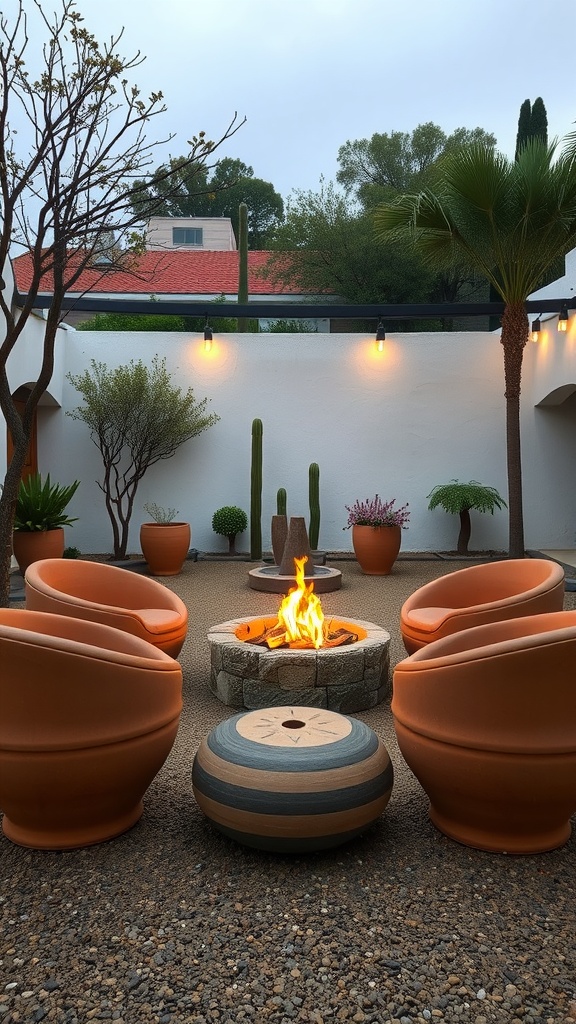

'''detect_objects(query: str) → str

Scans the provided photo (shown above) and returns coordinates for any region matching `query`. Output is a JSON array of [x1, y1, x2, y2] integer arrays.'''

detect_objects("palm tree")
[[374, 138, 576, 557]]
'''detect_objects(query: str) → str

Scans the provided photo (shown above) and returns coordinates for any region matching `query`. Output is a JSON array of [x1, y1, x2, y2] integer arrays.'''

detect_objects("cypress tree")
[[530, 97, 548, 145], [515, 97, 548, 160], [515, 99, 532, 160]]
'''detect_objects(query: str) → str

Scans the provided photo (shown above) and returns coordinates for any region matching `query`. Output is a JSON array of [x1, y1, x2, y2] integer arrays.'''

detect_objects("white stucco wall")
[[5, 303, 66, 408], [42, 328, 515, 555], [520, 317, 576, 550], [3, 306, 575, 556]]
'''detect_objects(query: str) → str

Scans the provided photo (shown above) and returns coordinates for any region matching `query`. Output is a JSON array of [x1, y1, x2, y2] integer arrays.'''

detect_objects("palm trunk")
[[457, 509, 471, 555], [501, 302, 527, 558]]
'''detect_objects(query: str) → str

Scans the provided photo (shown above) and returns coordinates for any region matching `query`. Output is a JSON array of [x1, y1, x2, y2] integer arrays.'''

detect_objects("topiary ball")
[[212, 506, 248, 538]]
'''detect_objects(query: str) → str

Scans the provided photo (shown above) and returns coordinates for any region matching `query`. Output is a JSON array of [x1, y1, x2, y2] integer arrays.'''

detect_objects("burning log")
[[250, 622, 359, 650], [243, 557, 359, 650]]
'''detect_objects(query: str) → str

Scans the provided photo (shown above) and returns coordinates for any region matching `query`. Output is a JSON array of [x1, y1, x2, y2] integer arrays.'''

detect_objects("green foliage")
[[427, 481, 507, 555], [77, 313, 186, 332], [336, 122, 497, 207], [182, 295, 258, 334], [515, 99, 532, 160], [515, 98, 548, 160], [374, 138, 576, 307], [63, 546, 82, 559], [250, 418, 263, 560], [308, 463, 320, 551], [276, 488, 287, 516], [212, 505, 248, 555], [266, 179, 437, 317], [267, 319, 317, 333], [14, 474, 80, 532], [530, 98, 548, 146], [427, 481, 507, 515], [212, 506, 248, 537], [130, 156, 284, 247], [67, 356, 219, 559], [143, 502, 179, 523]]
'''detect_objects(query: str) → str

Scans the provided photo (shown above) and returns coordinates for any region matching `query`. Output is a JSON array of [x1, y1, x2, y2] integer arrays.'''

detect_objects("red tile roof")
[[12, 249, 312, 297]]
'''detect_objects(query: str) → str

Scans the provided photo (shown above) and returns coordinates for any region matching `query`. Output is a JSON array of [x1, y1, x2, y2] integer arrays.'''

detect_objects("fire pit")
[[209, 558, 390, 712]]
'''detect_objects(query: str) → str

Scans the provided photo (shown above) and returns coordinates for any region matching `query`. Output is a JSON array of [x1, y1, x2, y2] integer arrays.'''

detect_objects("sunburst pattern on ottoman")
[[192, 706, 393, 852]]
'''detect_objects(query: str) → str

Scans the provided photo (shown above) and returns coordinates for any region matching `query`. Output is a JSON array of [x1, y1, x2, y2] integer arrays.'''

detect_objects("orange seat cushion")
[[135, 608, 184, 633], [408, 607, 453, 629]]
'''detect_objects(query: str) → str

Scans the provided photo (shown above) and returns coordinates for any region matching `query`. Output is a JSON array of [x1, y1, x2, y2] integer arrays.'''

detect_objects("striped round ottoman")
[[192, 706, 393, 852]]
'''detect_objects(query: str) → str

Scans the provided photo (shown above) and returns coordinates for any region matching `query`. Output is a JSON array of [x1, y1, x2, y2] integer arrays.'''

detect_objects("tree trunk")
[[457, 509, 471, 555], [501, 302, 527, 558]]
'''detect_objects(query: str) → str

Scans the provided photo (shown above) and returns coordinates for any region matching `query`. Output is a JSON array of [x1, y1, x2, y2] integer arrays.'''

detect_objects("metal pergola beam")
[[13, 291, 576, 321]]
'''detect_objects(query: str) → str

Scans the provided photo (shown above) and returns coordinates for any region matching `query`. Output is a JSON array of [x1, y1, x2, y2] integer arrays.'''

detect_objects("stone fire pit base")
[[208, 616, 391, 713]]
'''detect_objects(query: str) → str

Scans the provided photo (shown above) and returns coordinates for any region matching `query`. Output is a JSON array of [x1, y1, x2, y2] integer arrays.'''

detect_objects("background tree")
[[374, 137, 576, 557], [267, 124, 496, 320], [336, 122, 497, 208], [77, 313, 187, 332], [130, 156, 284, 247], [515, 97, 548, 159], [0, 0, 240, 605], [336, 122, 496, 320], [265, 179, 436, 324], [67, 357, 219, 560]]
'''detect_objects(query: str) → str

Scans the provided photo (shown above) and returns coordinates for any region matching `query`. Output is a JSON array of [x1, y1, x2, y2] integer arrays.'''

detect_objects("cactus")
[[308, 462, 320, 551], [276, 487, 287, 516], [250, 418, 263, 559]]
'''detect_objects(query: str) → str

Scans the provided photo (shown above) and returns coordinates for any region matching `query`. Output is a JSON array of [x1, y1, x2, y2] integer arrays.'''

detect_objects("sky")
[[15, 0, 576, 203]]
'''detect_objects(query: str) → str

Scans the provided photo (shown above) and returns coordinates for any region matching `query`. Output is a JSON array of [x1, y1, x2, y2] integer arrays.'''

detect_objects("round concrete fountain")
[[249, 515, 342, 593]]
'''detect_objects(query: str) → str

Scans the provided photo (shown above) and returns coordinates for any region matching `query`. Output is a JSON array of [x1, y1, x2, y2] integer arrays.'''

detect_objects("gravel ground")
[[1, 557, 576, 1024]]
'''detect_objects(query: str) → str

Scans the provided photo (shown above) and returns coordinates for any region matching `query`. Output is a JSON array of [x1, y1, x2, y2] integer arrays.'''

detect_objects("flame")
[[276, 556, 325, 649]]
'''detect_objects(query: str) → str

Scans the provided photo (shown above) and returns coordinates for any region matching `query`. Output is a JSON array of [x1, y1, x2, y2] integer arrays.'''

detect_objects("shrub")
[[212, 506, 248, 555]]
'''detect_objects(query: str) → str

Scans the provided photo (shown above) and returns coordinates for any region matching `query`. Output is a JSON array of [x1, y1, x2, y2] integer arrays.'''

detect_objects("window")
[[172, 227, 203, 247]]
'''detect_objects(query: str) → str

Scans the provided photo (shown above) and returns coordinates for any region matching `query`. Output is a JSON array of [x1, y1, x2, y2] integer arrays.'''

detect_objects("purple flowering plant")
[[344, 494, 410, 529]]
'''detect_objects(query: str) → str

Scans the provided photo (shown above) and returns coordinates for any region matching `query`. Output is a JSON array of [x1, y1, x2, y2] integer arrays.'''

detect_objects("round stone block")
[[192, 706, 393, 852]]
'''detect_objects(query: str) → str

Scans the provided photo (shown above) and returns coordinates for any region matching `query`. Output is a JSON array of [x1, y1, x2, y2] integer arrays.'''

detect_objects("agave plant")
[[14, 474, 80, 532]]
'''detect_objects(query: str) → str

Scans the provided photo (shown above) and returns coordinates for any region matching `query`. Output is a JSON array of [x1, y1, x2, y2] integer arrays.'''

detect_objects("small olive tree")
[[67, 356, 219, 559], [427, 480, 507, 555]]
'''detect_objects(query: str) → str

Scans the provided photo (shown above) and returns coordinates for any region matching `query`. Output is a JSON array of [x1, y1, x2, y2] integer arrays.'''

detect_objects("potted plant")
[[12, 473, 80, 574], [427, 480, 507, 555], [344, 494, 410, 575], [140, 503, 191, 576], [212, 506, 248, 555]]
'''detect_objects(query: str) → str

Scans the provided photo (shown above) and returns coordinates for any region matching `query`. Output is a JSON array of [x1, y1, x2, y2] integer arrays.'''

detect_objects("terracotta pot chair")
[[400, 558, 565, 654], [25, 558, 188, 658], [392, 610, 576, 853], [0, 608, 183, 849]]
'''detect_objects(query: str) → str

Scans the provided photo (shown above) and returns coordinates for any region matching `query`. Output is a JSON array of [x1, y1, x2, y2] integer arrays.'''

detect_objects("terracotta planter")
[[392, 611, 576, 853], [0, 608, 183, 849], [140, 522, 191, 576], [12, 527, 65, 574], [352, 524, 401, 575]]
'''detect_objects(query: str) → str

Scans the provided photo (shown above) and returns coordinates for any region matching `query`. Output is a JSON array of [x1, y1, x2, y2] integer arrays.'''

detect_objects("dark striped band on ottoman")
[[192, 706, 393, 852]]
